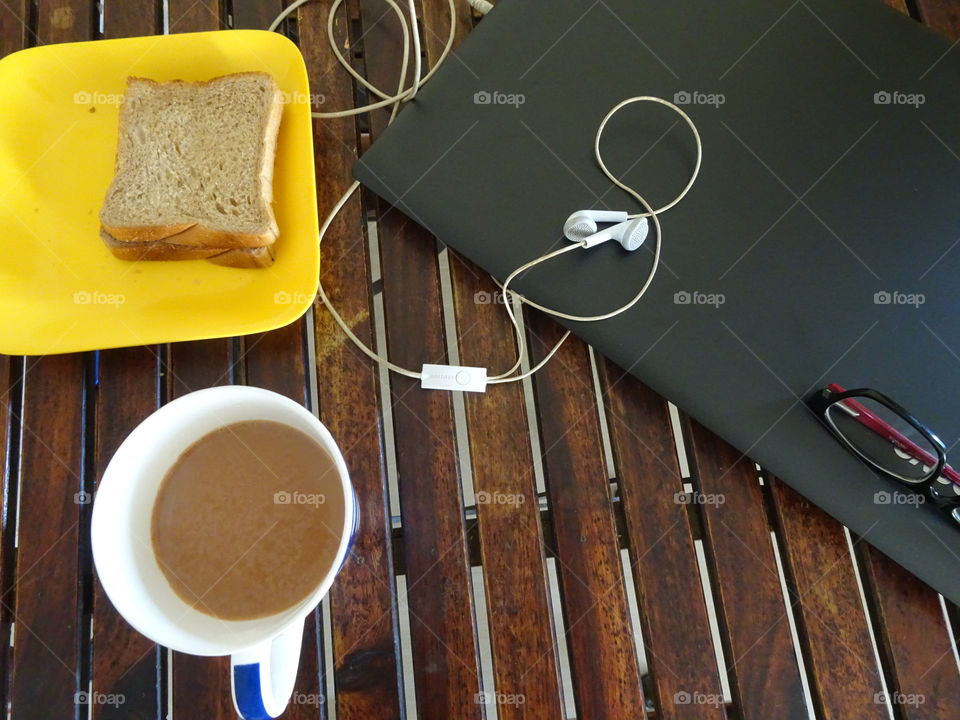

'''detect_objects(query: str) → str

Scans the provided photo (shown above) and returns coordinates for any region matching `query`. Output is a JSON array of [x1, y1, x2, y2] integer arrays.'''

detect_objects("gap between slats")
[[0, 357, 25, 718]]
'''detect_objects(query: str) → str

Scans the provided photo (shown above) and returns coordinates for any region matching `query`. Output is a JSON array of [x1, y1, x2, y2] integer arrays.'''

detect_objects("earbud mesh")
[[567, 221, 594, 239]]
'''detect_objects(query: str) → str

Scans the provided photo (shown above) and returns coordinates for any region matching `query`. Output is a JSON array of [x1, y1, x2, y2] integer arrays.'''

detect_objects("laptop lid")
[[354, 0, 960, 602]]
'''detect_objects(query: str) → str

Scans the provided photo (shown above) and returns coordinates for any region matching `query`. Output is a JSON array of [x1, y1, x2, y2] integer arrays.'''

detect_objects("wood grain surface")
[[687, 421, 807, 719], [301, 0, 405, 718], [599, 362, 727, 720], [768, 477, 886, 720], [527, 313, 647, 719], [358, 0, 483, 717]]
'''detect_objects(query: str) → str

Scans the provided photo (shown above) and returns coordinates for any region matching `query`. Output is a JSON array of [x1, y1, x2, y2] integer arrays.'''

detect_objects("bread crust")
[[101, 230, 275, 268], [207, 246, 275, 268], [101, 221, 277, 248]]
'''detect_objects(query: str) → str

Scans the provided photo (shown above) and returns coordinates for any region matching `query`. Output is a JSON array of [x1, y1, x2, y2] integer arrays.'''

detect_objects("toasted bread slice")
[[206, 246, 275, 268], [100, 73, 283, 249], [101, 230, 274, 268]]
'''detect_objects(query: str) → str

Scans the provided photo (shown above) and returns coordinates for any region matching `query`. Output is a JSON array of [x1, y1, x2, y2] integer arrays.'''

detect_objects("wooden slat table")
[[1, 1, 959, 718]]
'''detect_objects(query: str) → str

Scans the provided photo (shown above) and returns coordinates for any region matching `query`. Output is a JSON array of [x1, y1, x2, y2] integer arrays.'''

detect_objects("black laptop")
[[354, 0, 960, 602]]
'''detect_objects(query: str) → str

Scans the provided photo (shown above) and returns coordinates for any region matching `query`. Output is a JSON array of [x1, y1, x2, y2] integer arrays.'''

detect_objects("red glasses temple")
[[826, 383, 960, 486]]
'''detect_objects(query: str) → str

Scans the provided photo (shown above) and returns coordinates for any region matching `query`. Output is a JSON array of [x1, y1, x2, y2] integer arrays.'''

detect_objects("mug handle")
[[231, 621, 303, 719]]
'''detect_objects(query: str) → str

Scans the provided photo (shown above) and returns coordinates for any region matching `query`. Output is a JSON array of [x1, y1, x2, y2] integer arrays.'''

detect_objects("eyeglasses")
[[808, 384, 960, 525]]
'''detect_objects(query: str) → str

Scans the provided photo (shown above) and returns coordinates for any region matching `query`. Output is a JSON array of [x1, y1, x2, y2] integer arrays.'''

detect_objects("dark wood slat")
[[449, 255, 565, 720], [167, 0, 221, 33], [86, 8, 164, 718], [686, 421, 807, 720], [232, 0, 284, 30], [377, 209, 481, 719], [8, 8, 91, 719], [91, 347, 161, 720], [526, 313, 646, 719], [243, 322, 308, 405], [167, 340, 233, 397], [0, 354, 10, 506], [420, 0, 472, 65], [0, 43, 25, 715], [424, 0, 563, 712], [767, 478, 885, 719], [357, 0, 482, 716], [0, 355, 17, 714], [914, 0, 960, 39], [8, 355, 86, 719], [358, 0, 411, 138], [6, 0, 87, 718], [0, 0, 29, 57], [598, 361, 726, 720], [0, 9, 25, 712], [166, 341, 236, 719], [36, 0, 95, 45], [860, 544, 960, 720], [103, 0, 157, 38], [299, 2, 404, 718]]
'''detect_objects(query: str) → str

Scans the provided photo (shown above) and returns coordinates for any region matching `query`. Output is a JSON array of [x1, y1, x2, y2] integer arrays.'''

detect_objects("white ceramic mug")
[[92, 386, 358, 719]]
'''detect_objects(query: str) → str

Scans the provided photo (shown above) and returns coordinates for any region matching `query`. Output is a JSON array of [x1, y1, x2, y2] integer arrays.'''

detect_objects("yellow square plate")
[[0, 30, 319, 355]]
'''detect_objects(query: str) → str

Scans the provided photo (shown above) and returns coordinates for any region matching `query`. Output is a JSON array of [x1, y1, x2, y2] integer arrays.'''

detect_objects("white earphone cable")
[[276, 2, 702, 388], [272, 0, 453, 120], [597, 97, 703, 219], [489, 97, 701, 380]]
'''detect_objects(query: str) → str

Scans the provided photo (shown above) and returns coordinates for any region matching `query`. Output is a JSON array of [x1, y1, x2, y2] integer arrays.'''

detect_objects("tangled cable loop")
[[271, 1, 703, 386]]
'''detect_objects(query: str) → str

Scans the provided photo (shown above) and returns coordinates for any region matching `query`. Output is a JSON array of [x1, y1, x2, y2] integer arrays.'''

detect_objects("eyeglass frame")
[[807, 385, 960, 526]]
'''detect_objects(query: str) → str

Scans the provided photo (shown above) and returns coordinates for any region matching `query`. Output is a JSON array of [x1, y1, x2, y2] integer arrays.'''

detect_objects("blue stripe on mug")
[[233, 663, 271, 720]]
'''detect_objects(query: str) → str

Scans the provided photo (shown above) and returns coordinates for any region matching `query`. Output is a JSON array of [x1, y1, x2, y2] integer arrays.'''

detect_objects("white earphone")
[[273, 0, 703, 391], [564, 211, 649, 251], [563, 210, 628, 239]]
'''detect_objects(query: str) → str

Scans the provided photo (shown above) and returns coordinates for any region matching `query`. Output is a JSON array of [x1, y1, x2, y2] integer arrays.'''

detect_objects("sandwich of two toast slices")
[[99, 72, 282, 269]]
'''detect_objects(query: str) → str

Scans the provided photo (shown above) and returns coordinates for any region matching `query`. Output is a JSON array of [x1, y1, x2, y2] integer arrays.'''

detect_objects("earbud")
[[581, 218, 649, 250], [564, 210, 649, 251], [563, 210, 647, 251], [563, 210, 628, 241]]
